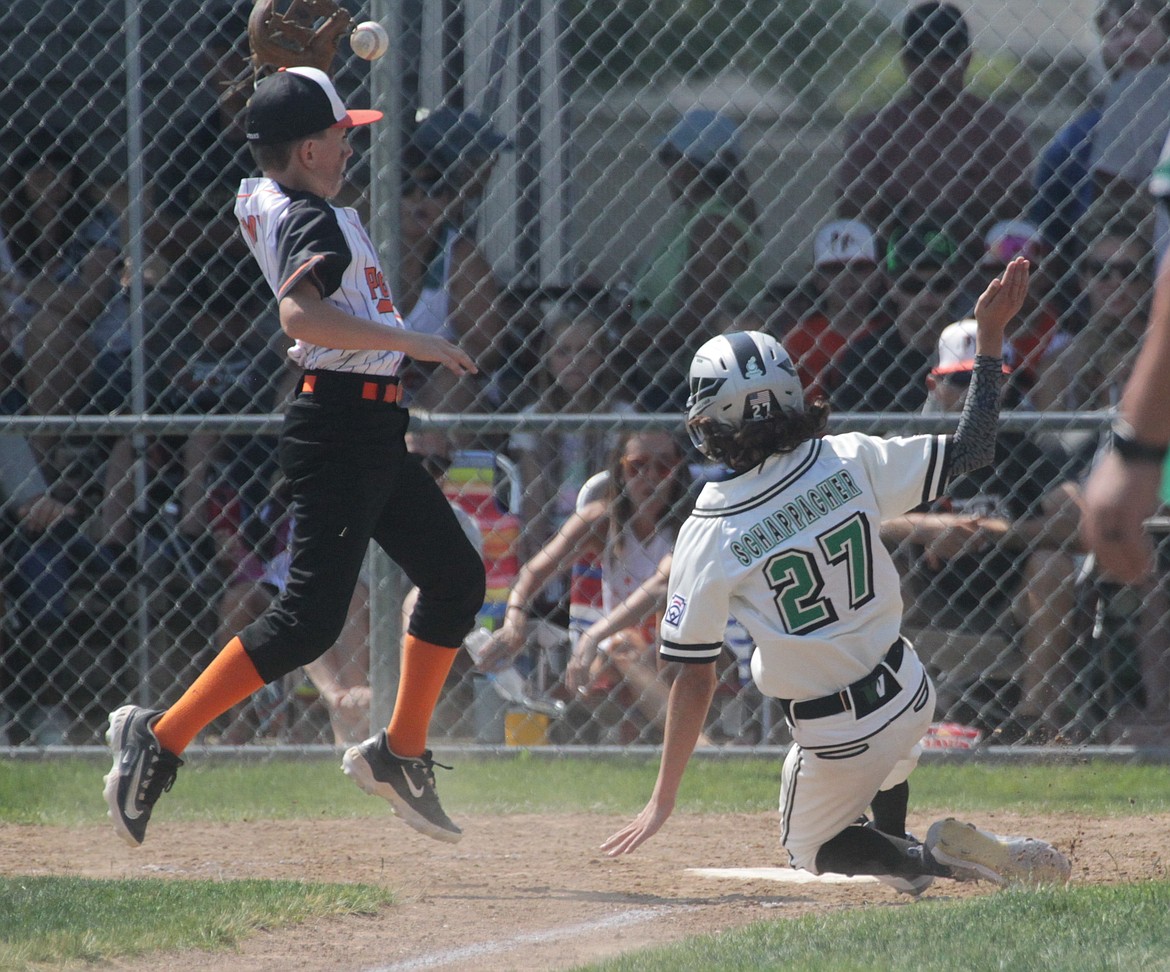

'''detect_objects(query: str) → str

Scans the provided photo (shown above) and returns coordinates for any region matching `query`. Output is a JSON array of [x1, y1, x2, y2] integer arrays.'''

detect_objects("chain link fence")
[[1, 1, 1167, 750]]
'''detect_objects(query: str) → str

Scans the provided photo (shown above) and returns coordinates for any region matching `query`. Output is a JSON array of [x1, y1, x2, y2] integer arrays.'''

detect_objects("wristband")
[[1111, 420, 1169, 465]]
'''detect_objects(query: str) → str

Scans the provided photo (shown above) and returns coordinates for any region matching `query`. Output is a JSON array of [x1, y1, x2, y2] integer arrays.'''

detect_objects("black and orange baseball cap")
[[245, 66, 383, 145]]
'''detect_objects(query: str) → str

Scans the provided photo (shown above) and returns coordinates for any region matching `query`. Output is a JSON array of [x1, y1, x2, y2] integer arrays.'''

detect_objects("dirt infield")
[[4, 810, 1168, 971]]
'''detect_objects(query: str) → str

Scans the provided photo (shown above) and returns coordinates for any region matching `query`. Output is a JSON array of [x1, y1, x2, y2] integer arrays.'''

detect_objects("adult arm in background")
[[475, 500, 609, 671], [881, 481, 1083, 570], [1082, 249, 1170, 583], [566, 554, 672, 693], [0, 433, 75, 532], [447, 234, 507, 369]]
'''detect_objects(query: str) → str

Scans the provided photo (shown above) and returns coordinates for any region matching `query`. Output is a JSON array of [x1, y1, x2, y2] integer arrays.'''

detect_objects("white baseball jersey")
[[660, 431, 950, 700], [235, 176, 405, 377]]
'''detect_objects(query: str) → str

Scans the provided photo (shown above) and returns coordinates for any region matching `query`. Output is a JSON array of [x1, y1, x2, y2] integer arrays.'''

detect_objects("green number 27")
[[763, 512, 876, 635]]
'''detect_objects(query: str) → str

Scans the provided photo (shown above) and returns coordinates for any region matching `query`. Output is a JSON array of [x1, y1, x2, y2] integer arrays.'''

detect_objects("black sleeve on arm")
[[942, 355, 1004, 482], [274, 195, 351, 300]]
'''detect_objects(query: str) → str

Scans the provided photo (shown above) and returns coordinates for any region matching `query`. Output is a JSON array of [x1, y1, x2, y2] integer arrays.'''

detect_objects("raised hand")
[[973, 255, 1030, 347]]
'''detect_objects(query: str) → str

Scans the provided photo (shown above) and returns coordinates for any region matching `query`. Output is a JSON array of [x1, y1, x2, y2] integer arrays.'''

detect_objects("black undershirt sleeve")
[[943, 354, 1004, 481]]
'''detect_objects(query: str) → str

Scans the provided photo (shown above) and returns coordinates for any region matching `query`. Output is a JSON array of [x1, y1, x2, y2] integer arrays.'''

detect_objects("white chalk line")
[[365, 904, 697, 972]]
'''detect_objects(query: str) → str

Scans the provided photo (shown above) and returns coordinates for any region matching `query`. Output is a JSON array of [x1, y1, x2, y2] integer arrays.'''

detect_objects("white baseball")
[[350, 21, 389, 61]]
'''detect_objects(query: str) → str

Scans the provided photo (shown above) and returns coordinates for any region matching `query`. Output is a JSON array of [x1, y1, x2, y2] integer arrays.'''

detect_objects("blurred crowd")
[[2, 1, 1169, 748]]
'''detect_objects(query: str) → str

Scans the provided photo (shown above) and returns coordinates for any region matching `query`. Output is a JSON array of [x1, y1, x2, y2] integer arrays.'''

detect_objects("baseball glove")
[[248, 0, 354, 75]]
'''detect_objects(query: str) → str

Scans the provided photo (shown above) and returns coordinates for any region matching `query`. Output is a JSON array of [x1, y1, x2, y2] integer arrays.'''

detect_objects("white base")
[[686, 867, 879, 885]]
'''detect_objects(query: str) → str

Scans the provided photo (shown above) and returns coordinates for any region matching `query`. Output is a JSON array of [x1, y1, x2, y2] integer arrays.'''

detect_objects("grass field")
[[4, 754, 1170, 824], [577, 882, 1170, 972], [2, 755, 1169, 970]]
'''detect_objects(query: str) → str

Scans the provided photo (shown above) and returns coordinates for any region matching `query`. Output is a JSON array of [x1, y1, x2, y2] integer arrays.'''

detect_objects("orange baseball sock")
[[386, 634, 457, 757], [152, 636, 266, 756]]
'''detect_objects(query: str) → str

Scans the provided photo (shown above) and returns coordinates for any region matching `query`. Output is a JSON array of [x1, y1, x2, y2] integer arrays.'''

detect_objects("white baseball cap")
[[813, 219, 878, 268], [933, 319, 1014, 375]]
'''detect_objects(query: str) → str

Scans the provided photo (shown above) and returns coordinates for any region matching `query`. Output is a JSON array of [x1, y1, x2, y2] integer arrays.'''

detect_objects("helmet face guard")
[[685, 331, 804, 455]]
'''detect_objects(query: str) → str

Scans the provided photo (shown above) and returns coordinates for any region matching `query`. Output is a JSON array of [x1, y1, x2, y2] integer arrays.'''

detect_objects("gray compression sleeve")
[[944, 354, 1004, 479]]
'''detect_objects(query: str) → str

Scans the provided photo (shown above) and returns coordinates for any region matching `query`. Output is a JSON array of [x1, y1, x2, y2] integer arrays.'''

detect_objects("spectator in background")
[[0, 421, 79, 743], [972, 220, 1062, 401], [0, 225, 21, 395], [837, 2, 1032, 285], [145, 6, 254, 274], [0, 128, 122, 473], [1081, 228, 1170, 743], [1030, 0, 1170, 284], [398, 107, 510, 415], [1031, 216, 1153, 430], [883, 320, 1082, 742], [625, 109, 763, 412], [828, 220, 963, 412], [477, 431, 694, 741], [782, 219, 882, 401], [0, 387, 129, 745], [508, 302, 636, 563], [1087, 1, 1170, 246], [1030, 213, 1166, 736], [154, 256, 288, 548], [97, 254, 290, 568]]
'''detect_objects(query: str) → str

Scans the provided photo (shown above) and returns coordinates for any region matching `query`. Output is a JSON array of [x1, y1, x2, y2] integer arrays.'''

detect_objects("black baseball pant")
[[239, 389, 485, 683]]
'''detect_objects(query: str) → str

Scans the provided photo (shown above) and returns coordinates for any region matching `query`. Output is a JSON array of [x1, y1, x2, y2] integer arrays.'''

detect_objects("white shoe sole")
[[927, 818, 1070, 886], [342, 746, 463, 844], [102, 705, 143, 848]]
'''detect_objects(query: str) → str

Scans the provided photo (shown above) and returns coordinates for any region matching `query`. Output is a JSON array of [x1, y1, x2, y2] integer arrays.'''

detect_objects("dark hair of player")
[[689, 399, 831, 473]]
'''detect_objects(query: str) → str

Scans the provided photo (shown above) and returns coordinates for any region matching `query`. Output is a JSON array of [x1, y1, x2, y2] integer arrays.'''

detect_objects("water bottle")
[[463, 627, 565, 718], [463, 626, 530, 701]]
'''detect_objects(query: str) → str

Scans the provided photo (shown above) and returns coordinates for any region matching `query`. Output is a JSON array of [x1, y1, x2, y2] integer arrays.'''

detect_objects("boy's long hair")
[[689, 399, 831, 473]]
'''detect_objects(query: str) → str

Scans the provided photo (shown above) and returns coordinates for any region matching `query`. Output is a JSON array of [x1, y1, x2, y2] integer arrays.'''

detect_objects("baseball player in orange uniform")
[[603, 259, 1070, 891], [104, 66, 485, 847]]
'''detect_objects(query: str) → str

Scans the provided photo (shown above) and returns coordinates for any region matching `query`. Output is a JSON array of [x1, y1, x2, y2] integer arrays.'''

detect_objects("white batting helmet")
[[685, 331, 804, 454]]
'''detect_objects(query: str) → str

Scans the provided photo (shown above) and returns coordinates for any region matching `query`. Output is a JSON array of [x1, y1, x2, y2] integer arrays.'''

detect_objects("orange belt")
[[298, 371, 402, 405]]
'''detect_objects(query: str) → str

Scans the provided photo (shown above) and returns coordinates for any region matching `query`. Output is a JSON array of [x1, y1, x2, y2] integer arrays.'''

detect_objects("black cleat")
[[342, 731, 462, 843], [103, 705, 183, 847]]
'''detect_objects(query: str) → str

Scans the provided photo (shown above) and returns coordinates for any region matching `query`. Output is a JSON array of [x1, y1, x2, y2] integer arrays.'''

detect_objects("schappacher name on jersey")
[[660, 432, 949, 700], [726, 469, 863, 566]]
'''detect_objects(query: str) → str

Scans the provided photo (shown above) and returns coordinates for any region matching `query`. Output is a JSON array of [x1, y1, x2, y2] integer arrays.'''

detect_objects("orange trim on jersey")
[[276, 254, 326, 299]]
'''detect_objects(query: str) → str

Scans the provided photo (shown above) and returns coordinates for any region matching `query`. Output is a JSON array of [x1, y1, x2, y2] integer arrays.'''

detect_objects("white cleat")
[[926, 818, 1071, 886]]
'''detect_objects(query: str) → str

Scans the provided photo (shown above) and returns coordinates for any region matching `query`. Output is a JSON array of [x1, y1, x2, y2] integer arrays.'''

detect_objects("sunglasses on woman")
[[620, 457, 677, 478]]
